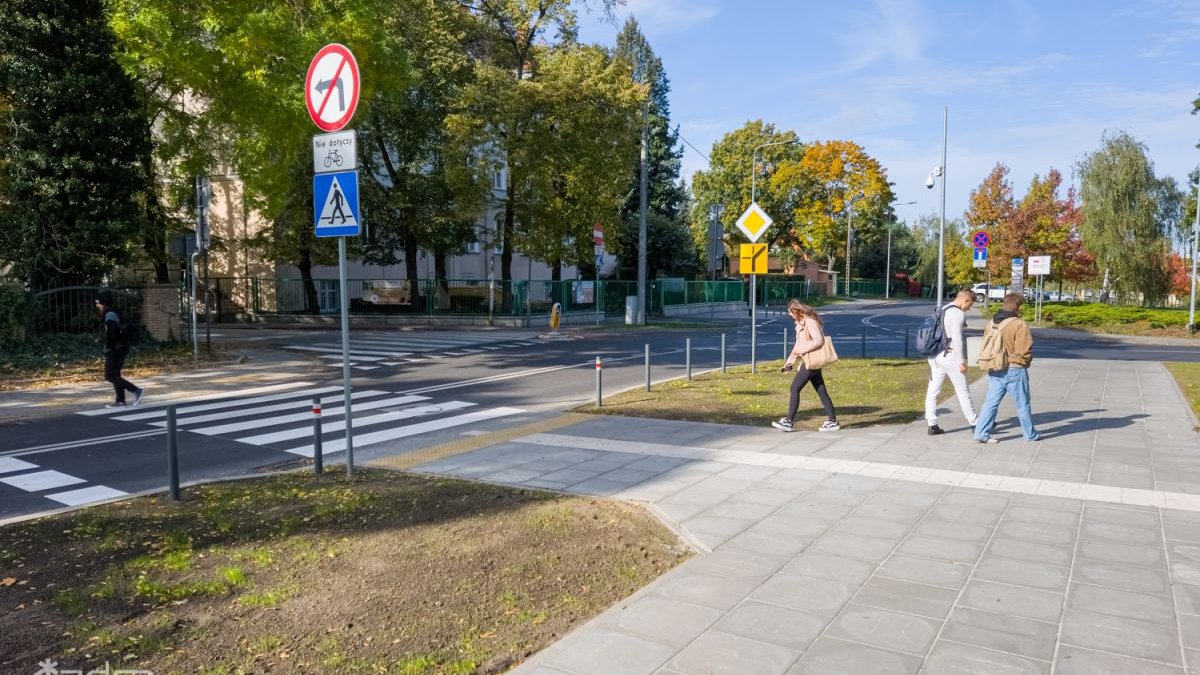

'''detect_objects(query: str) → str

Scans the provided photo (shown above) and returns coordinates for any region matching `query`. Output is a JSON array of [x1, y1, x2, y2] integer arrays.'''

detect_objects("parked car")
[[969, 283, 1008, 302], [1045, 291, 1075, 302]]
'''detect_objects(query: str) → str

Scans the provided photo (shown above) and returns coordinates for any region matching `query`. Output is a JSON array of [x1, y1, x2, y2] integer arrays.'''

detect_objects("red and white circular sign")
[[305, 44, 360, 132]]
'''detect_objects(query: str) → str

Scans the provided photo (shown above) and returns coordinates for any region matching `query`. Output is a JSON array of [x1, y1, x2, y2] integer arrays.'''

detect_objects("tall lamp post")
[[925, 107, 949, 303], [885, 201, 918, 299], [745, 138, 800, 373], [1189, 184, 1199, 332], [844, 196, 864, 296]]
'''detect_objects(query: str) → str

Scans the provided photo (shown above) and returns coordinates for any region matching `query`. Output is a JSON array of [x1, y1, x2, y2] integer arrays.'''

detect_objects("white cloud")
[[617, 0, 720, 34]]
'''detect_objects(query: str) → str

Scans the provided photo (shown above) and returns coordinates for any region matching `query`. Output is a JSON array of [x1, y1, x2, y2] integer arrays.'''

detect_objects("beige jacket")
[[784, 316, 825, 368], [987, 313, 1033, 367]]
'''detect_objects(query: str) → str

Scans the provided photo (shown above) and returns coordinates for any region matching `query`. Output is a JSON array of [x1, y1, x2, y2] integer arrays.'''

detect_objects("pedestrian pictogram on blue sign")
[[313, 170, 361, 237]]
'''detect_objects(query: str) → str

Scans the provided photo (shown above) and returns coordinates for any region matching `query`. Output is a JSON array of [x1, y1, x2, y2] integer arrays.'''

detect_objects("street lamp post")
[[1189, 184, 1199, 332], [843, 197, 863, 296], [926, 107, 949, 303], [886, 201, 918, 300], [748, 138, 800, 373]]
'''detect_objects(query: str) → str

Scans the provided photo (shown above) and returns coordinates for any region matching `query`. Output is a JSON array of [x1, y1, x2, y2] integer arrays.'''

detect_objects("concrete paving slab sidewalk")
[[398, 358, 1200, 674]]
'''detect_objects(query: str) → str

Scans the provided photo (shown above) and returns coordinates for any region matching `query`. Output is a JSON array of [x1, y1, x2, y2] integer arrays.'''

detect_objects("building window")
[[492, 168, 505, 191], [466, 241, 481, 254]]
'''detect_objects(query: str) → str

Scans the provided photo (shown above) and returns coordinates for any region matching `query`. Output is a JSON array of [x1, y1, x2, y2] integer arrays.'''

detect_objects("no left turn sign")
[[305, 44, 361, 132]]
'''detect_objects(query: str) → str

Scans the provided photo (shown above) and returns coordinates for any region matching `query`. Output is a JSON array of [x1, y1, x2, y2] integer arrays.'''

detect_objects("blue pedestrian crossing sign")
[[313, 170, 361, 237]]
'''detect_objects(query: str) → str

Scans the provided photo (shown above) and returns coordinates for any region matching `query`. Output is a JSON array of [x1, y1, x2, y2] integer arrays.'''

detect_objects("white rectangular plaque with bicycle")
[[312, 130, 357, 173]]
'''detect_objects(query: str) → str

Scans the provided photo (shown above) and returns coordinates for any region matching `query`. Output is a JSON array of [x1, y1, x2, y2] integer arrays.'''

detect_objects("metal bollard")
[[686, 338, 692, 380], [721, 333, 727, 374], [861, 326, 867, 358], [312, 397, 323, 475], [166, 405, 180, 501], [595, 356, 602, 406], [644, 344, 651, 391], [904, 328, 910, 358]]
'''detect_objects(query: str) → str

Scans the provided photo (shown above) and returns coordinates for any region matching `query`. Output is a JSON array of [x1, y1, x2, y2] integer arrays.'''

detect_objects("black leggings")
[[787, 366, 836, 422], [104, 350, 138, 403]]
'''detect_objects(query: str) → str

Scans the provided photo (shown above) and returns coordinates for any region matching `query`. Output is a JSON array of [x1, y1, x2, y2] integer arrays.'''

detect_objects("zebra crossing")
[[77, 383, 524, 458], [282, 331, 541, 371]]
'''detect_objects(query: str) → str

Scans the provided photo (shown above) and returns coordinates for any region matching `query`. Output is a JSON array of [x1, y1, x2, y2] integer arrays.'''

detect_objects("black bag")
[[914, 306, 950, 356]]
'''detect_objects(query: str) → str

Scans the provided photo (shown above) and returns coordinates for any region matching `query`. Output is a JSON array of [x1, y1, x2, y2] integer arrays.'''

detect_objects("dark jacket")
[[103, 310, 126, 354]]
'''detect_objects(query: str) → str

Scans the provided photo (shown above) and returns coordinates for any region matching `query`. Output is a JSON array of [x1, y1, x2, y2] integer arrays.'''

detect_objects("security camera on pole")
[[307, 43, 361, 478]]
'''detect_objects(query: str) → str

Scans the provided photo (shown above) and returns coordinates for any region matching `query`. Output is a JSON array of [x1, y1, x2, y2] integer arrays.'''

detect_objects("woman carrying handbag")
[[772, 299, 840, 433]]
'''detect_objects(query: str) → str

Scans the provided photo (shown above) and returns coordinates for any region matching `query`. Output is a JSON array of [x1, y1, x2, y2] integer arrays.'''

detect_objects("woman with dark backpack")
[[96, 291, 144, 409], [772, 299, 839, 433]]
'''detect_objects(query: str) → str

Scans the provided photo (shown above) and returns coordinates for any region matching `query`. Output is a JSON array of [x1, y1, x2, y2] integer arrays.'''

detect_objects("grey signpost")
[[307, 44, 362, 478]]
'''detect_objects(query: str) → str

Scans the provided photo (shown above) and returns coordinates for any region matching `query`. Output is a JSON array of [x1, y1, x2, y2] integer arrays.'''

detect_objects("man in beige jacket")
[[973, 292, 1039, 444]]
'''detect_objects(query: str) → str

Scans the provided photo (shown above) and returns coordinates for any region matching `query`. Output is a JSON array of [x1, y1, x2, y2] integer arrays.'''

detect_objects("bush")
[[0, 284, 30, 351], [1040, 304, 1189, 328]]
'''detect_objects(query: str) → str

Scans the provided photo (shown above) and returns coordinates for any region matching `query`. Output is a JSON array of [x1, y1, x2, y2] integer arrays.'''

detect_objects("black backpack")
[[914, 306, 951, 356]]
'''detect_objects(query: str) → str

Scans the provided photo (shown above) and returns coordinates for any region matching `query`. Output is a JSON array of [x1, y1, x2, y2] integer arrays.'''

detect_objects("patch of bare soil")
[[0, 470, 689, 674]]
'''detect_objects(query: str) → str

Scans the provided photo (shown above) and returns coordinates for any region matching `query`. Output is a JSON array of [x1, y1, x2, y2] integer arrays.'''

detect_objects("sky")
[[577, 0, 1200, 228]]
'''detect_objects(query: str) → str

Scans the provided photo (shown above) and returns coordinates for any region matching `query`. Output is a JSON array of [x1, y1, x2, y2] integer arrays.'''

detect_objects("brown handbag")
[[801, 323, 839, 370]]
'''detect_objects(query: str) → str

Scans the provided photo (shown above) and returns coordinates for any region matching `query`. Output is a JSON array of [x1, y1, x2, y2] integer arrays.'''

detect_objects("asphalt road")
[[2, 300, 1196, 521]]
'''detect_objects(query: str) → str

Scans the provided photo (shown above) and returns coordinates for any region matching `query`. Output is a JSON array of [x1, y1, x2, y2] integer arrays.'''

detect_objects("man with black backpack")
[[96, 291, 144, 409], [921, 289, 978, 435]]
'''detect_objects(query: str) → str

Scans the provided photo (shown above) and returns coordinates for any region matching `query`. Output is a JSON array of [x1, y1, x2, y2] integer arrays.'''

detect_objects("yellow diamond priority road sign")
[[736, 202, 773, 243]]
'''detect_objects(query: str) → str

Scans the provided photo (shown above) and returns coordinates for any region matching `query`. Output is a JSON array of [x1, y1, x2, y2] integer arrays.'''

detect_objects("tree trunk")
[[297, 247, 318, 314], [404, 234, 421, 312], [434, 253, 450, 310]]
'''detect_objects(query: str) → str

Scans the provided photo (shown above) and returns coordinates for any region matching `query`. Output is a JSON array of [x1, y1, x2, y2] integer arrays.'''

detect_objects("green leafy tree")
[[1077, 132, 1182, 305], [611, 18, 692, 278], [0, 0, 155, 289], [912, 214, 975, 291]]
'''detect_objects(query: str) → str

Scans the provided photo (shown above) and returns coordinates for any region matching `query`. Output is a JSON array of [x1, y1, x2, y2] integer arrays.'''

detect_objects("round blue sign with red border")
[[971, 230, 990, 248]]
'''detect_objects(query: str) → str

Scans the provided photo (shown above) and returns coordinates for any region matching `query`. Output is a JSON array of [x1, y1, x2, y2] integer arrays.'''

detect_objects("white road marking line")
[[285, 345, 418, 357], [46, 485, 128, 506], [319, 354, 387, 362], [166, 390, 390, 427], [182, 394, 431, 436], [0, 457, 39, 474], [1, 470, 86, 492], [236, 401, 476, 446], [78, 382, 315, 416], [283, 406, 524, 456], [114, 385, 345, 422], [2, 430, 165, 458]]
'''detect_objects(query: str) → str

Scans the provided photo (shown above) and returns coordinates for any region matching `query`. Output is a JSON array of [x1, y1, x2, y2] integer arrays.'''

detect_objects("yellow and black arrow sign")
[[740, 243, 768, 275]]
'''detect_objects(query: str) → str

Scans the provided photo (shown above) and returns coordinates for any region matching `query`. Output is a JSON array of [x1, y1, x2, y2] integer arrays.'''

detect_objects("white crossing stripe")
[[114, 385, 345, 422], [78, 382, 314, 416], [285, 345, 416, 357], [283, 406, 524, 456], [166, 390, 390, 427], [46, 485, 128, 506], [0, 457, 39, 474], [320, 354, 388, 362], [236, 401, 477, 446], [1, 470, 86, 492], [182, 394, 430, 436]]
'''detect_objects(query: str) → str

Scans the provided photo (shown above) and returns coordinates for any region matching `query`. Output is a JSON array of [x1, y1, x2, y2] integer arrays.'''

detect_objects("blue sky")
[[578, 0, 1200, 227]]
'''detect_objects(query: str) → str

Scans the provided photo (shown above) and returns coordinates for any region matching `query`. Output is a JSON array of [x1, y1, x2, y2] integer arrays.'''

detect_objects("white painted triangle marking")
[[283, 406, 524, 456]]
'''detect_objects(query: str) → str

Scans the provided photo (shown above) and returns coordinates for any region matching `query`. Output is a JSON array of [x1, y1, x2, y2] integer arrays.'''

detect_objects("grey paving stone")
[[1005, 506, 1080, 526], [1180, 613, 1200, 650], [1080, 521, 1163, 546], [985, 537, 1074, 567], [539, 628, 675, 675], [668, 630, 800, 675], [827, 516, 914, 540], [482, 467, 547, 484], [725, 487, 801, 507], [928, 504, 1006, 526], [685, 548, 789, 584], [811, 532, 897, 563], [714, 600, 828, 651], [1067, 582, 1177, 626], [921, 639, 1049, 675], [1072, 559, 1171, 595], [940, 607, 1058, 661], [514, 667, 574, 675], [974, 557, 1070, 592], [778, 499, 857, 522], [1059, 609, 1181, 665], [877, 554, 972, 590], [1053, 645, 1183, 675], [746, 513, 833, 538], [656, 572, 757, 611], [1174, 583, 1200, 615], [913, 520, 995, 543], [787, 636, 922, 675], [824, 602, 941, 656], [853, 576, 959, 620], [995, 520, 1078, 546], [959, 580, 1064, 623], [1077, 538, 1166, 567], [1083, 504, 1160, 527], [896, 535, 984, 563], [1009, 494, 1083, 513], [782, 552, 878, 586], [681, 515, 753, 540], [722, 530, 814, 558], [852, 501, 929, 524], [611, 596, 723, 648], [563, 477, 633, 496], [750, 573, 858, 618]]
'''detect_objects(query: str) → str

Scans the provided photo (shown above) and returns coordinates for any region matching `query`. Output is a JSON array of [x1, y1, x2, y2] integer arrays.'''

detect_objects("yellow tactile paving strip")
[[366, 412, 591, 471]]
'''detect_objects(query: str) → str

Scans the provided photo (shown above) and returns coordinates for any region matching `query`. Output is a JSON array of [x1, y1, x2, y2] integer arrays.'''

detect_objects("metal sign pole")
[[338, 237, 354, 478], [750, 275, 757, 373]]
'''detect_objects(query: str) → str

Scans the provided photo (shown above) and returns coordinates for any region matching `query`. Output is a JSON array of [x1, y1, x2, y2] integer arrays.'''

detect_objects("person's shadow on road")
[[1017, 409, 1149, 440]]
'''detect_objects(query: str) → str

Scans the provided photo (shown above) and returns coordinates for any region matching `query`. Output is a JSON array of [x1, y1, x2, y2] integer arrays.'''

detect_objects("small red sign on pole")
[[305, 44, 361, 132], [593, 223, 604, 247]]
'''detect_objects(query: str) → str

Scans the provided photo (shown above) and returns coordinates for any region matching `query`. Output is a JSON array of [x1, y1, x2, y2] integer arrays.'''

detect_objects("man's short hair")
[[1001, 292, 1023, 312], [955, 289, 975, 303]]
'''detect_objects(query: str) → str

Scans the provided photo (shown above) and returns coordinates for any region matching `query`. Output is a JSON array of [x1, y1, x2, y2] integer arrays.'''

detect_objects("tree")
[[963, 163, 1016, 280], [0, 0, 155, 289], [611, 18, 691, 278], [912, 214, 974, 290], [1077, 131, 1182, 305]]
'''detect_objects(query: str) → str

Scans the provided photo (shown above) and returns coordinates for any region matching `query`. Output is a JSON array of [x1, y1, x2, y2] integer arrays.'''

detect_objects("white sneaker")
[[131, 388, 144, 408], [771, 418, 794, 432], [104, 402, 126, 409], [819, 420, 840, 432]]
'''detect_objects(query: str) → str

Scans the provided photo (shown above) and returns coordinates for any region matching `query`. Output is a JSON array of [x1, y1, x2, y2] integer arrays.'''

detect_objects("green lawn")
[[1166, 362, 1200, 429]]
